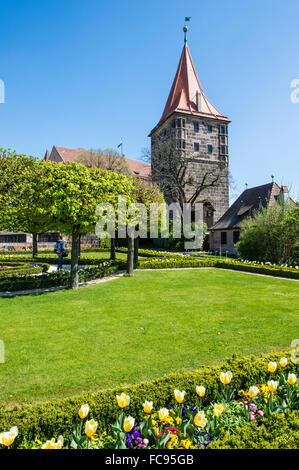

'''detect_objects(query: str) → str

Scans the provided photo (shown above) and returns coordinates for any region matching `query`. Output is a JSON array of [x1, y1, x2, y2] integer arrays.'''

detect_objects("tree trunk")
[[71, 225, 80, 289], [110, 237, 116, 261], [126, 235, 134, 276], [32, 232, 38, 258], [78, 234, 81, 258], [134, 236, 139, 265]]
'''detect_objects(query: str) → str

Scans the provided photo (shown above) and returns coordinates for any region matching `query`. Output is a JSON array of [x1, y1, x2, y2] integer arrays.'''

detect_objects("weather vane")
[[183, 17, 191, 44], [271, 174, 274, 183]]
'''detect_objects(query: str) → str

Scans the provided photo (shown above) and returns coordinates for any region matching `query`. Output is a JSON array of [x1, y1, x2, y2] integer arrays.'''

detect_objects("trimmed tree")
[[39, 161, 134, 289]]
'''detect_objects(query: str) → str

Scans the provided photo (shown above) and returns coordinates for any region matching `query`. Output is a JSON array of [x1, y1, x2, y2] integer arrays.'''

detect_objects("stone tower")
[[149, 37, 231, 228]]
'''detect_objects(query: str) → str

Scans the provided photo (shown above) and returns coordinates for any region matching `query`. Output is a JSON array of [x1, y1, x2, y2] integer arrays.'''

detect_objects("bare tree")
[[78, 149, 132, 176], [151, 137, 227, 212]]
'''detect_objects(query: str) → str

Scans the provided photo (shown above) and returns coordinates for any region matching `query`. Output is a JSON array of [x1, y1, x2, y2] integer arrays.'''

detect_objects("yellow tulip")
[[116, 392, 130, 408], [220, 371, 233, 385], [0, 426, 18, 447], [194, 411, 207, 428], [78, 404, 89, 419], [143, 400, 153, 414], [123, 416, 135, 433], [213, 404, 224, 417], [174, 389, 186, 404], [158, 408, 169, 421], [268, 362, 277, 373], [267, 380, 278, 393], [248, 386, 259, 399], [288, 373, 297, 386], [196, 386, 206, 397], [279, 357, 288, 367], [85, 419, 98, 438]]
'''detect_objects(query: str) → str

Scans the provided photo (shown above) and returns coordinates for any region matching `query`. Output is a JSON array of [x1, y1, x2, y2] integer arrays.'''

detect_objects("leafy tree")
[[237, 202, 299, 264], [39, 161, 134, 288], [0, 149, 52, 256]]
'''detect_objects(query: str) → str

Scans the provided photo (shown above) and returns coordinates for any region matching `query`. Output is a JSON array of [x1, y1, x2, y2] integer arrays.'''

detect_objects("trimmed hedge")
[[137, 258, 299, 279], [210, 410, 299, 449], [0, 261, 49, 279], [217, 260, 299, 279], [137, 258, 217, 269], [0, 262, 124, 292], [0, 351, 297, 445]]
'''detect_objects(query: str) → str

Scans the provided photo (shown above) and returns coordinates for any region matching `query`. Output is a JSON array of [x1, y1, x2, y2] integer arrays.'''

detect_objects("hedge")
[[210, 410, 299, 449], [0, 350, 297, 446], [137, 258, 299, 279], [217, 260, 299, 279], [0, 261, 49, 279], [0, 262, 124, 292]]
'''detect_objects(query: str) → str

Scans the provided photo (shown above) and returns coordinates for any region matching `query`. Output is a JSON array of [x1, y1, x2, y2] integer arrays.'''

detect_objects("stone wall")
[[151, 112, 229, 226], [210, 229, 240, 254]]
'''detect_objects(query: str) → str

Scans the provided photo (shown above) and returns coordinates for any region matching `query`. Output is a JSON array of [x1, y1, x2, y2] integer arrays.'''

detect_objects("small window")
[[221, 232, 227, 245], [207, 145, 213, 154], [193, 121, 199, 132], [221, 146, 226, 155], [194, 142, 199, 151], [207, 125, 213, 133], [221, 135, 225, 143], [233, 231, 240, 244], [172, 119, 176, 128], [182, 140, 186, 149], [177, 119, 181, 128]]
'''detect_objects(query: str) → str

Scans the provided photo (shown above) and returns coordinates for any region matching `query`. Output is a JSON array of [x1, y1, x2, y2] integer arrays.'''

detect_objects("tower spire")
[[183, 17, 191, 45]]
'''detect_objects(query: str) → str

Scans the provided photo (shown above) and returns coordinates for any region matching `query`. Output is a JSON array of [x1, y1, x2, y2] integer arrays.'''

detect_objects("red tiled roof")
[[150, 44, 230, 136], [45, 146, 151, 179]]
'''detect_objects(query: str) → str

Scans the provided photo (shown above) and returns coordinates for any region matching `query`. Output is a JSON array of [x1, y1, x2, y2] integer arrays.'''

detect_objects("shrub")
[[0, 351, 296, 446], [137, 257, 299, 279], [0, 261, 49, 279], [210, 410, 299, 449], [0, 261, 123, 292]]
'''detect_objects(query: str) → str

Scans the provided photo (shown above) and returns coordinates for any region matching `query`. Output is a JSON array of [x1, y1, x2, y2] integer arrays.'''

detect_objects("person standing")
[[54, 235, 66, 272]]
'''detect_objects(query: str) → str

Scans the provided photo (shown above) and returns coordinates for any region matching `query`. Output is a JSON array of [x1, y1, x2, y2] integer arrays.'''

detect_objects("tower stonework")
[[149, 43, 230, 228]]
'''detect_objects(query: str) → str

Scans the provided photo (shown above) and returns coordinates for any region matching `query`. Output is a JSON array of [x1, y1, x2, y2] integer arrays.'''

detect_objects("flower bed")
[[0, 351, 297, 449], [0, 261, 49, 279]]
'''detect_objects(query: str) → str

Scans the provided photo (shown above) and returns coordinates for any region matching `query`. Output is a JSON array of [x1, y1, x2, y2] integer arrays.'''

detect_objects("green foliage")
[[137, 257, 299, 279], [0, 351, 296, 446], [210, 410, 299, 449], [0, 261, 49, 279], [237, 202, 299, 265], [0, 262, 122, 292]]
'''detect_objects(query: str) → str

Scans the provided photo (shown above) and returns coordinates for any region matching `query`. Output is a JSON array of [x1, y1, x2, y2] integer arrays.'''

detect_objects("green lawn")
[[0, 269, 298, 404]]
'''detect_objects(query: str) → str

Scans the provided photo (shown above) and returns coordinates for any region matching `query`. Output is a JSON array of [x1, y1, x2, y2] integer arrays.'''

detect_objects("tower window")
[[221, 135, 226, 143], [221, 146, 226, 155], [193, 121, 199, 132], [194, 142, 199, 151], [207, 125, 213, 133], [220, 125, 227, 135], [207, 145, 213, 154]]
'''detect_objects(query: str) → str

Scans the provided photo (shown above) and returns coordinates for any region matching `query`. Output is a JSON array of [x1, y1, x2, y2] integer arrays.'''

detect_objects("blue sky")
[[1, 0, 298, 201]]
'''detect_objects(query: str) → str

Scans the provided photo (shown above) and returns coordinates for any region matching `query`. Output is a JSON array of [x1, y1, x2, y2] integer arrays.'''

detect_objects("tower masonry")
[[149, 38, 231, 228]]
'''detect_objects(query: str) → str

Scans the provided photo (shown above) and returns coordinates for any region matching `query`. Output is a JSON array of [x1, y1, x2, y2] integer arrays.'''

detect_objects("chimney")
[[279, 186, 290, 204], [196, 91, 201, 111]]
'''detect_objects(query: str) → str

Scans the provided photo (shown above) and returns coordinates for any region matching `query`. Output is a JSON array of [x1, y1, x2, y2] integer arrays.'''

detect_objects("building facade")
[[210, 182, 293, 254], [149, 42, 231, 229]]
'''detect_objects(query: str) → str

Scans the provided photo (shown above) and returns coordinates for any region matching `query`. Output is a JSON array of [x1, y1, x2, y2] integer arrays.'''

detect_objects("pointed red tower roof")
[[150, 44, 230, 135]]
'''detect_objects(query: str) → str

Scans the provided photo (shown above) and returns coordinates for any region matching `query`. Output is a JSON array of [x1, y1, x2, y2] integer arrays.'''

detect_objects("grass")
[[0, 269, 298, 404]]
